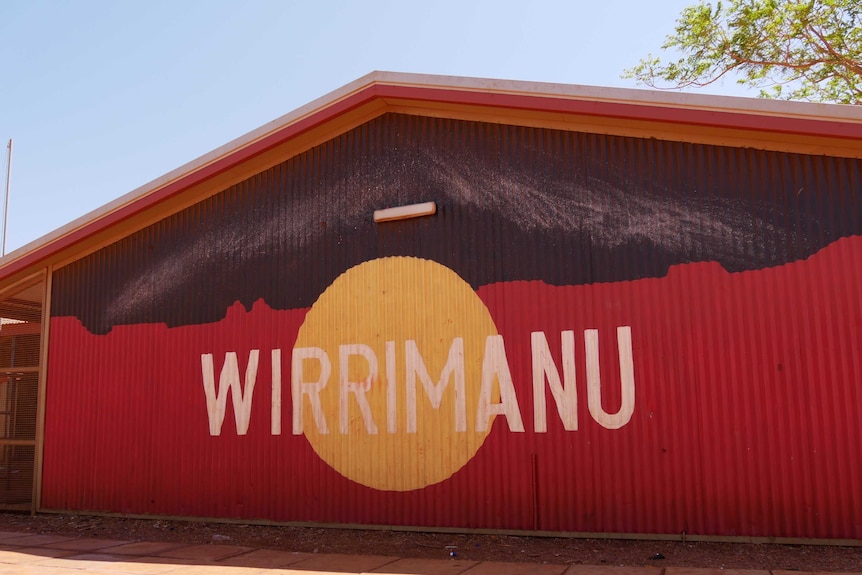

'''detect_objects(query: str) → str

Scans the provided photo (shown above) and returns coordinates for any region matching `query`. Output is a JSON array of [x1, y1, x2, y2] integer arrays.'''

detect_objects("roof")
[[2, 71, 861, 289]]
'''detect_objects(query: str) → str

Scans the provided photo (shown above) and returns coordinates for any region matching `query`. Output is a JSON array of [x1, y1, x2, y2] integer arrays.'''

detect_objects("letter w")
[[200, 351, 260, 436]]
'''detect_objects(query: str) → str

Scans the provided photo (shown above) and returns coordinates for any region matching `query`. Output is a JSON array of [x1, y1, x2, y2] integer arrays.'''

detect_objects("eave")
[[1, 71, 859, 291]]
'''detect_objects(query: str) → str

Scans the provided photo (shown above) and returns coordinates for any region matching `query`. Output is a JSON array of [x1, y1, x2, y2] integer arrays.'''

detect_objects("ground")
[[0, 512, 859, 571]]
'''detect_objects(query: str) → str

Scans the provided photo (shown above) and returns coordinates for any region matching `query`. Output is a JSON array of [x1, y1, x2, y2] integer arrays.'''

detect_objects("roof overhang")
[[2, 71, 860, 290]]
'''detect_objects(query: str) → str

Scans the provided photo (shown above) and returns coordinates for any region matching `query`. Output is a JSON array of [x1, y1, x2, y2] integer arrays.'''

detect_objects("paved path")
[[0, 530, 856, 574]]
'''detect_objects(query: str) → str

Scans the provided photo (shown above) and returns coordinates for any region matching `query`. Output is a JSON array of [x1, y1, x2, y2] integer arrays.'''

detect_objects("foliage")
[[623, 0, 862, 103]]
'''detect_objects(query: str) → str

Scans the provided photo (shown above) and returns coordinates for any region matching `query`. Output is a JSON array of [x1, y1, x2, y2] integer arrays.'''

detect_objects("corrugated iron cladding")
[[51, 115, 861, 332], [45, 113, 862, 538]]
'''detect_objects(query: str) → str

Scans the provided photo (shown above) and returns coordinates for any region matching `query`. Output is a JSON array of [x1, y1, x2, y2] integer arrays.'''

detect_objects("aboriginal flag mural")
[[44, 113, 862, 538]]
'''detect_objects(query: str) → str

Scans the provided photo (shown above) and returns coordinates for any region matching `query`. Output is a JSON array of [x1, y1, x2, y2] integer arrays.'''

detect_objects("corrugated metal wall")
[[44, 113, 862, 538]]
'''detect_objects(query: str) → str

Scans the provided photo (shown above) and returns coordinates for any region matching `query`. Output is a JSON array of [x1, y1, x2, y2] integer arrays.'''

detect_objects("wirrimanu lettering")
[[199, 327, 635, 436]]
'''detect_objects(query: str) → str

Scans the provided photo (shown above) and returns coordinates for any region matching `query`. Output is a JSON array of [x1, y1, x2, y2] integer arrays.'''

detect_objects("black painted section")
[[52, 113, 862, 334]]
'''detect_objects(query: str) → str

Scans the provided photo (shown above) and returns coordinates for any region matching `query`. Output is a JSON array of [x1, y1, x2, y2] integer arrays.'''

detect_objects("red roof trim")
[[3, 81, 859, 279], [1, 87, 382, 278], [382, 84, 861, 139]]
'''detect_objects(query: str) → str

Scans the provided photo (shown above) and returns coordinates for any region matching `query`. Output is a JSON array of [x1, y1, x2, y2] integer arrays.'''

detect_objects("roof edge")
[[366, 71, 862, 122], [0, 72, 385, 272], [1, 71, 859, 281]]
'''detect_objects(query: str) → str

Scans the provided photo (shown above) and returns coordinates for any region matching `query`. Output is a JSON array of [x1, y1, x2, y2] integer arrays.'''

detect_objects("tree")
[[623, 0, 862, 104]]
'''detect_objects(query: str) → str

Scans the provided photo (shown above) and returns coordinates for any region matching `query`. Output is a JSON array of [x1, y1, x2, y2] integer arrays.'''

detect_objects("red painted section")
[[42, 235, 862, 538], [3, 81, 858, 283]]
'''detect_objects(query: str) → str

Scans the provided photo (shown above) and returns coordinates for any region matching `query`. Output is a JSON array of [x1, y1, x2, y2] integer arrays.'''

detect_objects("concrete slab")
[[74, 553, 205, 574], [369, 556, 479, 574], [289, 552, 399, 573], [0, 564, 77, 575], [29, 552, 130, 570], [47, 537, 133, 551], [161, 565, 269, 575], [155, 543, 254, 561], [219, 548, 317, 568], [0, 528, 853, 575], [666, 569, 768, 575], [0, 534, 76, 547], [0, 546, 79, 564], [0, 531, 37, 542], [104, 540, 189, 555], [566, 567, 664, 575], [262, 568, 369, 575], [774, 572, 862, 575], [462, 560, 569, 575]]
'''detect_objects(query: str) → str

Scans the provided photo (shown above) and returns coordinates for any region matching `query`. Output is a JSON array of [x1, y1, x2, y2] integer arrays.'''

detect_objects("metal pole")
[[2, 139, 11, 256]]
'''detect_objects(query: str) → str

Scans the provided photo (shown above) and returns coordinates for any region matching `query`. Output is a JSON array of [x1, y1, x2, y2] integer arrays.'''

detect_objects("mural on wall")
[[44, 113, 862, 538]]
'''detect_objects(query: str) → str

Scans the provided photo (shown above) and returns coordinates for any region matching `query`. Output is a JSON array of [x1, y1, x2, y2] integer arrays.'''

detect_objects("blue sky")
[[1, 0, 756, 253]]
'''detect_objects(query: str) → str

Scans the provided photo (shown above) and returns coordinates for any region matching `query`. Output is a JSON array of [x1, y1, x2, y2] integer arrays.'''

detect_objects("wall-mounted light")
[[373, 201, 437, 223]]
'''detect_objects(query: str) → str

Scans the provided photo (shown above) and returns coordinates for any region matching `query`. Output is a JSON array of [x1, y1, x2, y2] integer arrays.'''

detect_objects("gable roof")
[[2, 71, 860, 290]]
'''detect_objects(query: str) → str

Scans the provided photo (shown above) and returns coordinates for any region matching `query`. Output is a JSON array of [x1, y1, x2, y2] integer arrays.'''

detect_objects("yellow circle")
[[293, 257, 498, 491]]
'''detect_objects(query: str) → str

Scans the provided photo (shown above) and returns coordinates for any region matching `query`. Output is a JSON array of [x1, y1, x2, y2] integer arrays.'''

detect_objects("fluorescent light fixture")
[[373, 201, 437, 223]]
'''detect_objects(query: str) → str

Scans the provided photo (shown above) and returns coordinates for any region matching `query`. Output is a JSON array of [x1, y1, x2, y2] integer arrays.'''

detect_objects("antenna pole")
[[2, 139, 11, 256]]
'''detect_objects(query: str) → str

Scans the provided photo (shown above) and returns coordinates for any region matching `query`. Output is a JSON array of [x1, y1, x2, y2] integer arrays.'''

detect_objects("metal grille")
[[0, 280, 42, 510]]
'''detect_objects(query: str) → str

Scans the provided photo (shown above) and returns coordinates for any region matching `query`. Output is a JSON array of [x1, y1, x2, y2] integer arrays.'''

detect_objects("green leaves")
[[622, 0, 862, 103]]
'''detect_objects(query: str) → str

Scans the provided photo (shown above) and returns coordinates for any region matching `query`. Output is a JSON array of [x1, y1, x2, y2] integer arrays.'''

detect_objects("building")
[[0, 72, 860, 541]]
